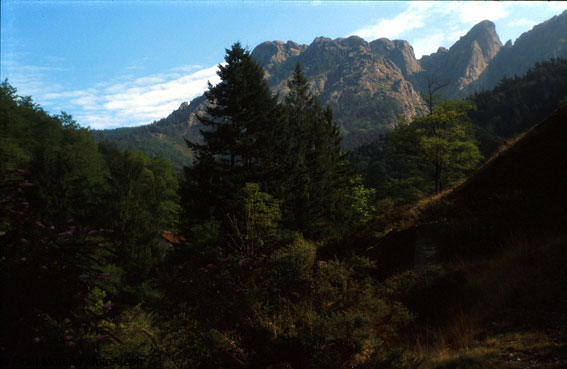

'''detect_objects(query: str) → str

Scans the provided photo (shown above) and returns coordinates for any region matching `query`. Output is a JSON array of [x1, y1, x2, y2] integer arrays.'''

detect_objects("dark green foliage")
[[0, 81, 178, 366], [1, 162, 117, 366], [349, 100, 482, 208], [350, 59, 567, 206], [0, 80, 109, 225], [181, 42, 284, 235], [469, 58, 567, 155], [11, 50, 564, 369], [156, 232, 417, 369], [98, 147, 180, 288], [390, 100, 482, 194], [93, 97, 205, 173], [279, 63, 360, 238], [168, 53, 412, 368]]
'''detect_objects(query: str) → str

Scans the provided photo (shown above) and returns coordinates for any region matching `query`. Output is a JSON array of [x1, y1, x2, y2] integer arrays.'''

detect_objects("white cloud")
[[548, 3, 567, 12], [351, 2, 431, 41], [18, 63, 222, 129], [508, 18, 537, 28], [446, 1, 509, 25], [350, 1, 513, 58]]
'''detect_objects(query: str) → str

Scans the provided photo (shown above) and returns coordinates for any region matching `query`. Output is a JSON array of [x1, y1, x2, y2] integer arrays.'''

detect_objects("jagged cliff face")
[[467, 10, 567, 94], [418, 20, 503, 98], [95, 11, 567, 166], [251, 35, 425, 146]]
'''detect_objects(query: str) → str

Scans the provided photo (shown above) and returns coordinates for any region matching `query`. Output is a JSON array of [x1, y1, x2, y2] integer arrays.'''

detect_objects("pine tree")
[[182, 43, 283, 231], [281, 64, 354, 238]]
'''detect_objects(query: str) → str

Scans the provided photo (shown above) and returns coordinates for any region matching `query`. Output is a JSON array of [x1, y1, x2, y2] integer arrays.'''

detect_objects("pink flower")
[[238, 259, 244, 266], [87, 229, 98, 236], [199, 267, 208, 272], [19, 238, 28, 244], [20, 257, 26, 262], [97, 243, 104, 248], [40, 265, 48, 272], [64, 335, 73, 341], [49, 225, 55, 231], [99, 272, 110, 280], [216, 246, 223, 252], [206, 263, 214, 269], [35, 220, 46, 229], [16, 168, 28, 175], [223, 256, 232, 262], [70, 365, 76, 369], [20, 182, 34, 188], [78, 274, 89, 280], [21, 202, 30, 208], [67, 218, 74, 224], [177, 265, 183, 270], [33, 337, 40, 344], [65, 341, 75, 347]]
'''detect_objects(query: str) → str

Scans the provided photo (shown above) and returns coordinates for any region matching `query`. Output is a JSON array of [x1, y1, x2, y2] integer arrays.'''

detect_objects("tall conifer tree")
[[182, 43, 282, 231], [281, 64, 354, 238]]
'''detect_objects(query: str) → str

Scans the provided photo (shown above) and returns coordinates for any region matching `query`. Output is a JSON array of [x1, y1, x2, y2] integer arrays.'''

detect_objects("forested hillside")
[[2, 39, 566, 369], [350, 58, 567, 206]]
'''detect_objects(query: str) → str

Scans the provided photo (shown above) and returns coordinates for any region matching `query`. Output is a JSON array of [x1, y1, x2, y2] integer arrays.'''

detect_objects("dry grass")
[[400, 233, 567, 369]]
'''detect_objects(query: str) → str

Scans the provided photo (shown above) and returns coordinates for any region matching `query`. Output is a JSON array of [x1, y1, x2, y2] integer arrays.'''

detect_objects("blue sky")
[[2, 1, 566, 130]]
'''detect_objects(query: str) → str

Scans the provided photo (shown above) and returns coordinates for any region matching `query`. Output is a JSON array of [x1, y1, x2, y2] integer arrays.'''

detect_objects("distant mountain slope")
[[94, 11, 567, 170], [93, 96, 206, 170]]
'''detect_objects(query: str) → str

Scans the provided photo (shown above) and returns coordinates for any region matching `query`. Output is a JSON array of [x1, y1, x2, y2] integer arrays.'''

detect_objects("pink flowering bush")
[[0, 169, 117, 362]]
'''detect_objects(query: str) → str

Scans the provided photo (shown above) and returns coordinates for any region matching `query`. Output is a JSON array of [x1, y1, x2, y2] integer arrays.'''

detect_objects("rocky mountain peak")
[[457, 20, 502, 60], [251, 40, 306, 68], [370, 38, 421, 76], [418, 19, 503, 97], [337, 35, 369, 50]]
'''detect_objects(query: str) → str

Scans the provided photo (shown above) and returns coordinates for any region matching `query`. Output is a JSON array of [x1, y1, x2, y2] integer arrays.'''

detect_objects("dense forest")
[[350, 58, 567, 207], [1, 44, 566, 369]]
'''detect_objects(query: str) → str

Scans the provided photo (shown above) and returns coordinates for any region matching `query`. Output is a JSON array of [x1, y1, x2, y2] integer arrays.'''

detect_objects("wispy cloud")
[[548, 3, 567, 12], [350, 2, 512, 58], [11, 63, 221, 130], [508, 18, 537, 29], [351, 2, 431, 41]]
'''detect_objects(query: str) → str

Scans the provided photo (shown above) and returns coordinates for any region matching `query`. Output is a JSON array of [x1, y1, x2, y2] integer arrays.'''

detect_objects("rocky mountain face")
[[252, 36, 424, 146], [94, 11, 567, 169], [467, 10, 567, 94], [419, 20, 503, 98]]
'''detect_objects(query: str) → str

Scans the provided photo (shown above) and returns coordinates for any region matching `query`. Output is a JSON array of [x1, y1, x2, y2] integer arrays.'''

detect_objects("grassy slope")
[[352, 106, 567, 368]]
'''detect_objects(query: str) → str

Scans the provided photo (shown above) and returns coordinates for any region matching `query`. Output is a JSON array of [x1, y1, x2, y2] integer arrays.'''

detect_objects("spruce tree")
[[281, 64, 354, 238], [182, 43, 282, 232]]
